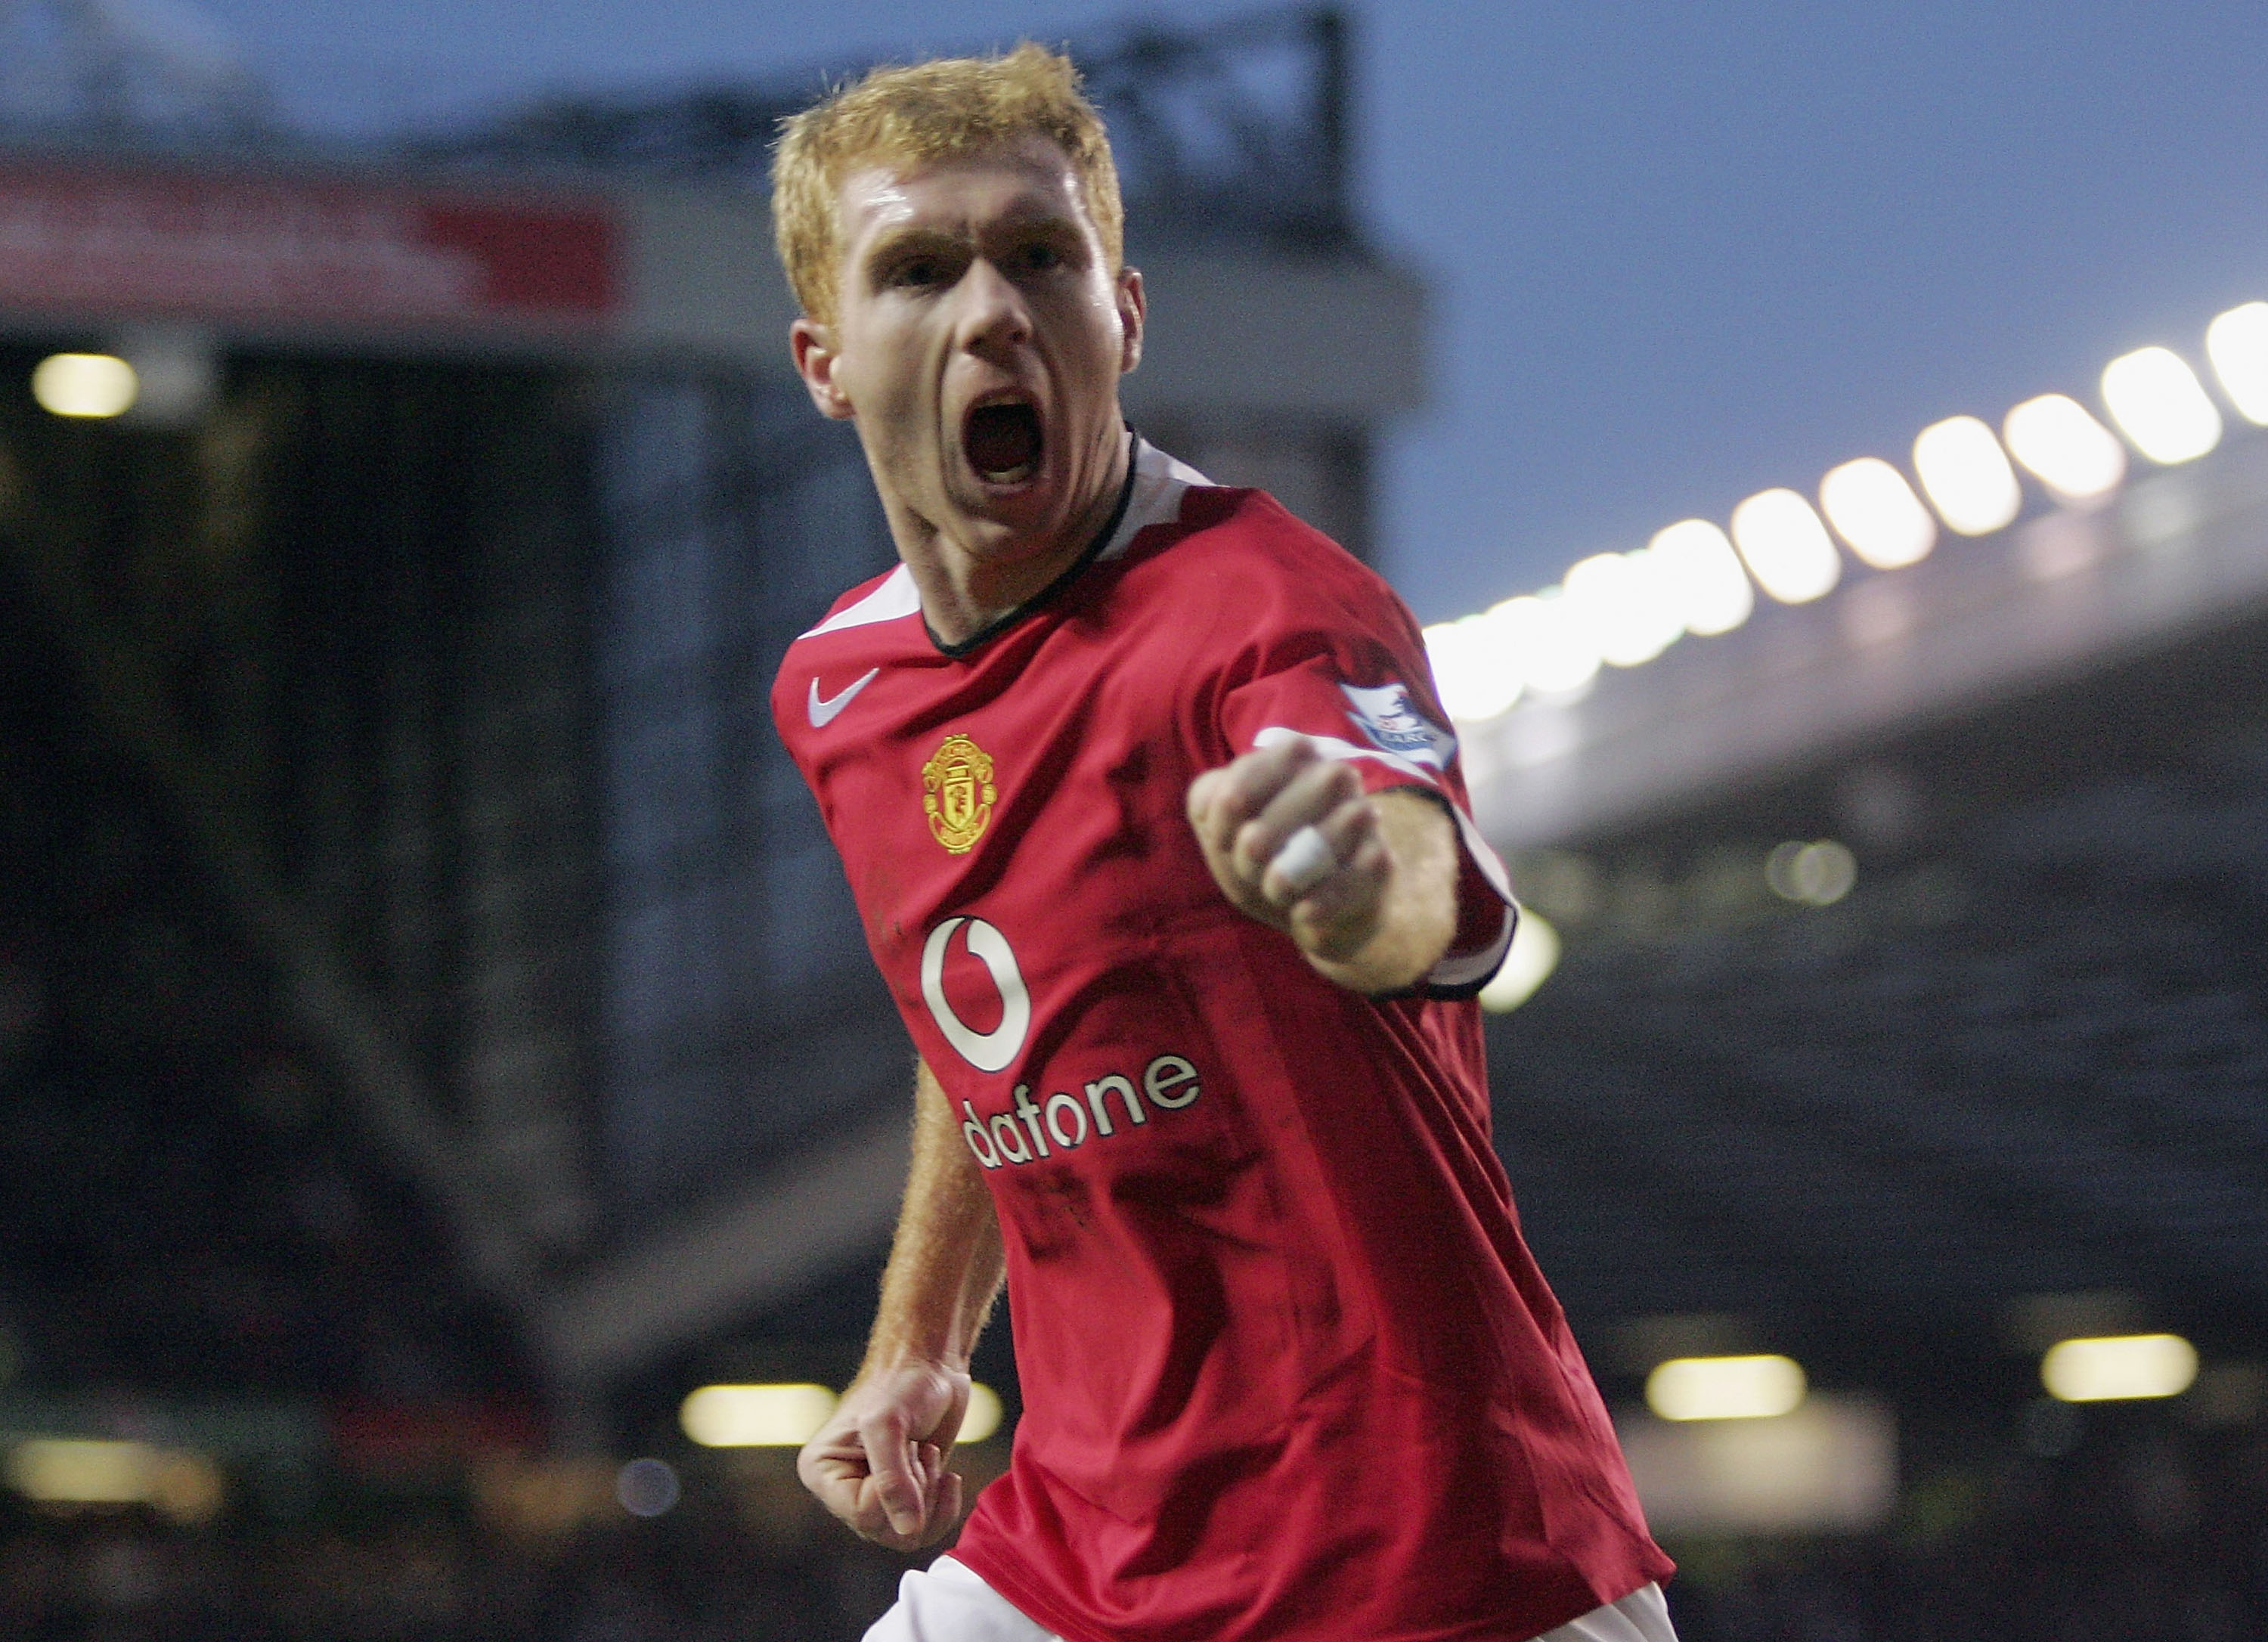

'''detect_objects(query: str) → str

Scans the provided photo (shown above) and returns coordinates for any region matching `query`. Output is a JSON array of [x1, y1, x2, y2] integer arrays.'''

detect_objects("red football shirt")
[[773, 438, 1672, 1642]]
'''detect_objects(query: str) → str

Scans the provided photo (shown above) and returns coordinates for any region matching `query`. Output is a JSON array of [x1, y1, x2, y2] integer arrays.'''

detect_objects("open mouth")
[[964, 400, 1043, 485]]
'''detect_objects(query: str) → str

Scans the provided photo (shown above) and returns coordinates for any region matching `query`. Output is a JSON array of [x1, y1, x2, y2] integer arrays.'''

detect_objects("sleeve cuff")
[[1419, 803, 1517, 998]]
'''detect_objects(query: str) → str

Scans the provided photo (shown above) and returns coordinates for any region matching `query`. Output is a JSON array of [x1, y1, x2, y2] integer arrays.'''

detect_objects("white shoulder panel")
[[1099, 438, 1215, 562], [799, 563, 920, 640]]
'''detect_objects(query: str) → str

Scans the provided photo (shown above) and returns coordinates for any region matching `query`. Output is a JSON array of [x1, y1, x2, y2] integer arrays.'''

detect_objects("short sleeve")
[[1216, 620, 1517, 998]]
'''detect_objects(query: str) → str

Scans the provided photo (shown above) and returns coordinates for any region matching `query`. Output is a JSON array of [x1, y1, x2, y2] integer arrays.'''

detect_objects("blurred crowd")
[[0, 1499, 902, 1640], [1668, 1409, 2268, 1642], [0, 1407, 2260, 1641]]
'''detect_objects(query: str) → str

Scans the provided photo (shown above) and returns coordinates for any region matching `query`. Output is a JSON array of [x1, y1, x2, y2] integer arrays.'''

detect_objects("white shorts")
[[863, 1555, 1680, 1642]]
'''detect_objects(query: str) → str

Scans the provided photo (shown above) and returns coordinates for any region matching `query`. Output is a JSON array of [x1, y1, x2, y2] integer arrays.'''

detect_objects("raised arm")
[[1186, 736, 1460, 996], [798, 1058, 1006, 1550]]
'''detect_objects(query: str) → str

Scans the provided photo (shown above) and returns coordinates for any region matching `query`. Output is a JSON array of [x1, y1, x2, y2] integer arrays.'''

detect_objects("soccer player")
[[768, 45, 1677, 1642]]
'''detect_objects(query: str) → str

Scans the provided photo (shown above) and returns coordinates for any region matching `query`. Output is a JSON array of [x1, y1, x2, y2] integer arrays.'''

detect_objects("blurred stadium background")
[[0, 2, 2263, 1637]]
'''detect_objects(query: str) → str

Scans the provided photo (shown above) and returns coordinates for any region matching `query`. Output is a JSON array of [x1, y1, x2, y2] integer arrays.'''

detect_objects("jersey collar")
[[925, 428, 1205, 658]]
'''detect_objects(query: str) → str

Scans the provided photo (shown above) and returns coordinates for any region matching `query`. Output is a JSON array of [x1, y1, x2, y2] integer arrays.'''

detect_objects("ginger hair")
[[771, 43, 1125, 327]]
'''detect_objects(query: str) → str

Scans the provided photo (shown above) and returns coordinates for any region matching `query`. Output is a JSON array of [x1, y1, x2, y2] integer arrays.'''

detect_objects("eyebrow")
[[860, 202, 1086, 260], [861, 225, 965, 265]]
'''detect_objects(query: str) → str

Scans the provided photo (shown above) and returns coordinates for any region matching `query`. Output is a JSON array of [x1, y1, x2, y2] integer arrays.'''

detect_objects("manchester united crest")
[[922, 733, 997, 854]]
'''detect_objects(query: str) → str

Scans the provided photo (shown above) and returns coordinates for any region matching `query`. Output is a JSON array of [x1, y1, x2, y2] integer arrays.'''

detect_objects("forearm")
[[861, 1058, 1005, 1377], [1299, 787, 1458, 995], [801, 1060, 1002, 1548]]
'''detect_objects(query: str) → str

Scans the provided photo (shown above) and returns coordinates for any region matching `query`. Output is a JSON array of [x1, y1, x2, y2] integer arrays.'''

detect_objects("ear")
[[792, 317, 856, 420], [1116, 267, 1146, 376]]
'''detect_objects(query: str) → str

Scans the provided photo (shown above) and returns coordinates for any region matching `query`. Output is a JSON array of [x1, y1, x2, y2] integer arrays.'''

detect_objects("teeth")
[[981, 461, 1037, 484]]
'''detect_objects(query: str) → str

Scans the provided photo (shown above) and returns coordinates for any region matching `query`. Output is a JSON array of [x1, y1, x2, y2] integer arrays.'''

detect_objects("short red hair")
[[771, 44, 1125, 327]]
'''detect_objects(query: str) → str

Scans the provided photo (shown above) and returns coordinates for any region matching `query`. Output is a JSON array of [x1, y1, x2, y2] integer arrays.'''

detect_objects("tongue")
[[966, 403, 1042, 478]]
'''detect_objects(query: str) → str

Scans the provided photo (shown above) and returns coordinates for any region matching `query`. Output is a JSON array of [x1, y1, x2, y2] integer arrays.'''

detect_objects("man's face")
[[794, 136, 1143, 569]]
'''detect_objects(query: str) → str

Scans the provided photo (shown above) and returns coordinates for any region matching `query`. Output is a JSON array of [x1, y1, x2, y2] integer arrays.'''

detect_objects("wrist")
[[1303, 934, 1433, 997], [858, 1346, 971, 1384], [1293, 858, 1450, 995]]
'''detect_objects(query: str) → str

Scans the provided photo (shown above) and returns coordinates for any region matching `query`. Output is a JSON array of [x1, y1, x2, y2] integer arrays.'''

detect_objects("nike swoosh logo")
[[808, 668, 881, 728]]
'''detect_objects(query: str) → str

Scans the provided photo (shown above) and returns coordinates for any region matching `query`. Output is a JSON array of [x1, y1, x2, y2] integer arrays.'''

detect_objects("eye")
[[891, 256, 947, 288], [1019, 240, 1063, 271]]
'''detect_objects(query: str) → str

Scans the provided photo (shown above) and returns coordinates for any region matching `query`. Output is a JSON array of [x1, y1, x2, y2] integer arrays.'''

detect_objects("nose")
[[953, 256, 1033, 361]]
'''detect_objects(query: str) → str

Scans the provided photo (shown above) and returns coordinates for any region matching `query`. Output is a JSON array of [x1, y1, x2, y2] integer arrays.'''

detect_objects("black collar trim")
[[925, 429, 1141, 660]]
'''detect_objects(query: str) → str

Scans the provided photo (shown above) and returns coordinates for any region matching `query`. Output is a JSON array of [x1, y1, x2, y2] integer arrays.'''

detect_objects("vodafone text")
[[961, 1055, 1201, 1170], [922, 913, 1204, 1167]]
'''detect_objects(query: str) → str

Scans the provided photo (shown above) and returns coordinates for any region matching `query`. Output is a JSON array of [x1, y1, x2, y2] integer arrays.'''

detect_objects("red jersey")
[[772, 438, 1671, 1642]]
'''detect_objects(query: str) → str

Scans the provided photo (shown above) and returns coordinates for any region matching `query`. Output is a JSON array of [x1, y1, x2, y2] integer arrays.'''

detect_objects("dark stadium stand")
[[1493, 531, 2268, 1352]]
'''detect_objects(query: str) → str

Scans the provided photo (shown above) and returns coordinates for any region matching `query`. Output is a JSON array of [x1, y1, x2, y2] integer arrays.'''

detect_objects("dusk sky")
[[200, 0, 2268, 623]]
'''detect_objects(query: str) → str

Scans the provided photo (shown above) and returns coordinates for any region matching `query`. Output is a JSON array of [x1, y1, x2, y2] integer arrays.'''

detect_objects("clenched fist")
[[1186, 736, 1458, 995]]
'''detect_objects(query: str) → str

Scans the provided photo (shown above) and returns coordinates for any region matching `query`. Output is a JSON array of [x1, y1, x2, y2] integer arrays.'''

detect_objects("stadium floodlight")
[[1479, 906, 1560, 1012], [1646, 519, 1755, 636], [1424, 613, 1522, 723], [2040, 1334, 2198, 1403], [1646, 1355, 1808, 1421], [1620, 544, 1696, 657], [1496, 591, 1601, 696], [959, 1383, 1006, 1442], [1728, 488, 1841, 604], [1562, 550, 1683, 668], [5, 1439, 156, 1503], [2002, 394, 2126, 503], [2204, 302, 2268, 425], [1912, 415, 2022, 535], [32, 353, 138, 418], [1, 1439, 223, 1523], [1817, 457, 1937, 569], [2101, 346, 2222, 464], [680, 1383, 839, 1446]]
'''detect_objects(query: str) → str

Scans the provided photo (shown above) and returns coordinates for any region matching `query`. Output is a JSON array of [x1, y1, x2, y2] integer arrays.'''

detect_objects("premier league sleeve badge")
[[1338, 681, 1458, 771]]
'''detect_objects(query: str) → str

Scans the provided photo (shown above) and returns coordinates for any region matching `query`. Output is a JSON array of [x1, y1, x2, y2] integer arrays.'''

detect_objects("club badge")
[[922, 733, 997, 854]]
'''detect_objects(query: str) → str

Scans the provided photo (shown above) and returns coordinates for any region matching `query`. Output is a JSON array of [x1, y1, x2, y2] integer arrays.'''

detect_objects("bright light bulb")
[[2002, 394, 2126, 503], [2040, 1334, 2198, 1403], [2205, 302, 2268, 425], [2102, 346, 2222, 464], [1817, 457, 1937, 569], [32, 353, 138, 418], [1424, 614, 1522, 723], [1496, 591, 1600, 696], [1563, 550, 1683, 668], [1729, 488, 1841, 604], [1619, 545, 1694, 657], [1479, 906, 1560, 1012], [680, 1383, 839, 1446], [1646, 519, 1754, 636], [1912, 416, 2022, 535], [1646, 1355, 1808, 1421], [5, 1440, 156, 1503], [959, 1383, 1005, 1442]]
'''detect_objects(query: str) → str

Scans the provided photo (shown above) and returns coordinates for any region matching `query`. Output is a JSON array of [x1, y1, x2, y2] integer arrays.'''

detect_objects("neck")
[[897, 428, 1132, 648]]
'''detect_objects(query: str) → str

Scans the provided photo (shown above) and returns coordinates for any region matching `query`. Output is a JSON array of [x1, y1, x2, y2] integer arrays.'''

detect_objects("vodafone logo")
[[922, 915, 1209, 1171], [919, 916, 1030, 1073]]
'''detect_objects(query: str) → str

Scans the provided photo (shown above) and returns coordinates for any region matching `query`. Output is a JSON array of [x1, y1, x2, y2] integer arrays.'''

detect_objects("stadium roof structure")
[[1473, 431, 2268, 1397], [407, 5, 1359, 258], [1465, 430, 2268, 850]]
